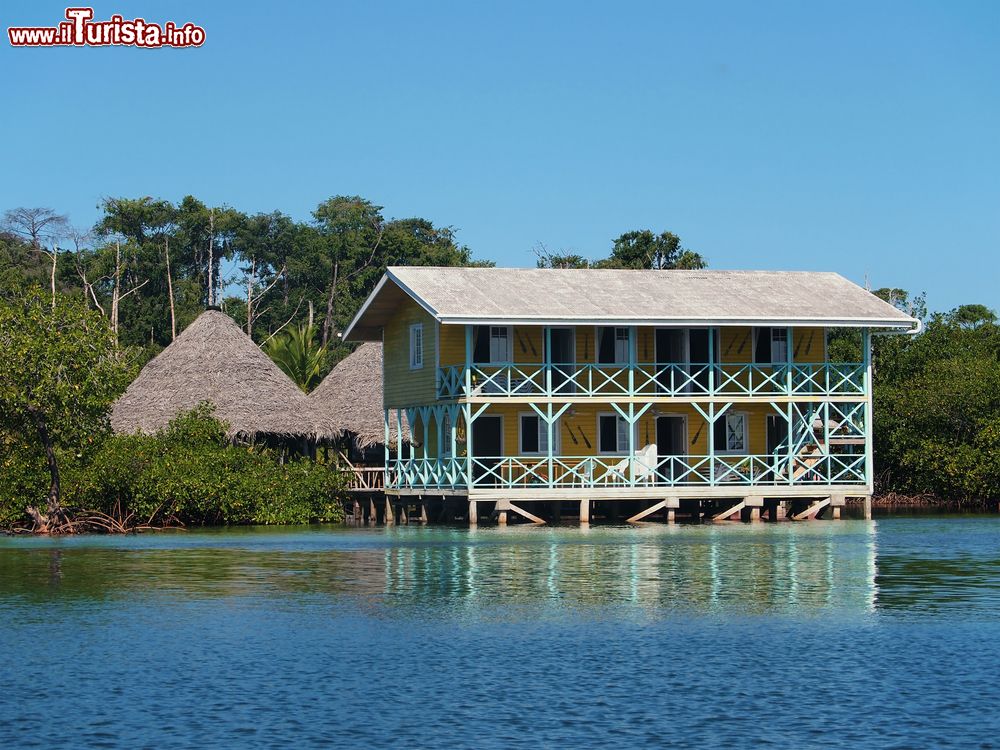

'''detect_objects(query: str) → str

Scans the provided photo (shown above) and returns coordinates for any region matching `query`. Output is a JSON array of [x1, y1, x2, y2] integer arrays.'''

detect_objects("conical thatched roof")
[[310, 342, 409, 448], [112, 310, 328, 440]]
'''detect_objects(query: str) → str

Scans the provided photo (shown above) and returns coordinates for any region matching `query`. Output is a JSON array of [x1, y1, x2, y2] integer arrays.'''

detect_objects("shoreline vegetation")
[[1, 197, 998, 534]]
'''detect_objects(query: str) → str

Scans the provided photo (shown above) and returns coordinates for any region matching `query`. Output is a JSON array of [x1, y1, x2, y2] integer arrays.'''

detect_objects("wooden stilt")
[[504, 501, 546, 524], [791, 497, 831, 521], [579, 499, 590, 525], [830, 494, 845, 521], [627, 497, 679, 524], [712, 500, 745, 521], [369, 497, 377, 525], [352, 498, 362, 525], [384, 497, 394, 525], [399, 502, 408, 525], [468, 499, 478, 526], [498, 508, 508, 526], [666, 509, 676, 523], [863, 495, 872, 520], [746, 496, 763, 523]]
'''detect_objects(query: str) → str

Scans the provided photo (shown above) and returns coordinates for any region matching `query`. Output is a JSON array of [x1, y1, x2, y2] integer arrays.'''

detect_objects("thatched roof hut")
[[310, 342, 409, 449], [112, 309, 328, 440]]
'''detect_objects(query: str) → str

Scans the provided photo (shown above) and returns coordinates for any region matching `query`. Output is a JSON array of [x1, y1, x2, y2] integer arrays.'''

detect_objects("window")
[[771, 328, 789, 364], [713, 412, 748, 453], [409, 324, 424, 369], [442, 412, 452, 457], [473, 325, 511, 363], [519, 414, 555, 454], [598, 414, 630, 453], [490, 326, 511, 363], [598, 327, 630, 364], [754, 327, 790, 365]]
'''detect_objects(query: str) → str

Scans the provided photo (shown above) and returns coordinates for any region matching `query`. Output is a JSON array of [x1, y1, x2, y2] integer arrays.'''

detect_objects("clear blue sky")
[[2, 0, 997, 313]]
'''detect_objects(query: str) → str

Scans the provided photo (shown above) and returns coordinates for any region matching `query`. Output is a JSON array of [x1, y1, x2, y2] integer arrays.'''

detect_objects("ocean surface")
[[1, 515, 998, 749]]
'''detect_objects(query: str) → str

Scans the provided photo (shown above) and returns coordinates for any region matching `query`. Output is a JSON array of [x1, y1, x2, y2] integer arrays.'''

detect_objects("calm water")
[[1, 516, 999, 749]]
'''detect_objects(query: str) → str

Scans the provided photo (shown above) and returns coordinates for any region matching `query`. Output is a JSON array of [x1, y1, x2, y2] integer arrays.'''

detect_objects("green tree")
[[598, 230, 707, 270], [263, 323, 328, 391], [0, 288, 136, 530]]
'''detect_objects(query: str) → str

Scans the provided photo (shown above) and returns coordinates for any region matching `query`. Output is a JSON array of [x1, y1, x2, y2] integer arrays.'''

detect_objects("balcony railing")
[[436, 362, 866, 399], [387, 453, 866, 491]]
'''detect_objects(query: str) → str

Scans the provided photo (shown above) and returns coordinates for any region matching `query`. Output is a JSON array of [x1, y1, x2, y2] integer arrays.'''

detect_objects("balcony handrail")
[[436, 362, 866, 399], [386, 453, 866, 491]]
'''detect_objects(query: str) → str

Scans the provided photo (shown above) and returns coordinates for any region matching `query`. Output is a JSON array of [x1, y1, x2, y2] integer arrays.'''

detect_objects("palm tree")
[[264, 323, 327, 391]]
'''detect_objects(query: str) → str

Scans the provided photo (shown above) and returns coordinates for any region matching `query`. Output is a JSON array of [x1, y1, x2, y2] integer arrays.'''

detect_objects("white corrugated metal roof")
[[344, 267, 918, 340]]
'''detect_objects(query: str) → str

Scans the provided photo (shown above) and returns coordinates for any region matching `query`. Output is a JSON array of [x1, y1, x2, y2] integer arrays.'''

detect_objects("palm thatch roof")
[[309, 342, 410, 449], [112, 310, 329, 440]]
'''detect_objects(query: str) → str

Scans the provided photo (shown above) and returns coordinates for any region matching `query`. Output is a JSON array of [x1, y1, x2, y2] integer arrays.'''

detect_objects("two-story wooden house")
[[344, 267, 919, 524]]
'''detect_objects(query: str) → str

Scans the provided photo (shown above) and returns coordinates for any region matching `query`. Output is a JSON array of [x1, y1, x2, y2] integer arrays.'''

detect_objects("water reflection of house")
[[376, 526, 878, 615]]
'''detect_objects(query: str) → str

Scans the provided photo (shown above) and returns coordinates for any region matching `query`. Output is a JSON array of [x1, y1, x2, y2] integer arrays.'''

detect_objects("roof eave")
[[437, 315, 920, 329]]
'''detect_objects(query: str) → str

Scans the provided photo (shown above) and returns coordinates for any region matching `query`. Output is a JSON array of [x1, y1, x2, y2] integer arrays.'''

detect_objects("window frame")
[[596, 326, 632, 366], [597, 412, 635, 455], [714, 411, 749, 455], [519, 412, 558, 455], [409, 323, 424, 370]]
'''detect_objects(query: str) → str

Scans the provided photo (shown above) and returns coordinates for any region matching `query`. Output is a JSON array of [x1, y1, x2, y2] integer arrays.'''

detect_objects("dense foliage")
[[873, 305, 1000, 501], [0, 406, 345, 530], [0, 288, 136, 527], [71, 407, 345, 526]]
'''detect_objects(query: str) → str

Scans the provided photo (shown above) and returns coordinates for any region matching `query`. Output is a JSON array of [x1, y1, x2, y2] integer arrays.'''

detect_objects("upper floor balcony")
[[436, 361, 867, 400]]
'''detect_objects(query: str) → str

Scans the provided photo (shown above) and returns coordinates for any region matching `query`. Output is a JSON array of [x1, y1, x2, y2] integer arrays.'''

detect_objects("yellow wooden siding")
[[439, 324, 465, 367], [452, 401, 774, 458], [383, 296, 437, 408], [793, 327, 825, 362]]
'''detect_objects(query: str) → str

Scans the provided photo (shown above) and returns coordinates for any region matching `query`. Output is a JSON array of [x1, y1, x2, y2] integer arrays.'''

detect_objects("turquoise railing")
[[436, 362, 866, 399], [386, 453, 867, 491]]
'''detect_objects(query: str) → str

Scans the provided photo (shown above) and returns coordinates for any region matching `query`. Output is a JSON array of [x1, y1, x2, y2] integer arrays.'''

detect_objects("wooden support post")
[[666, 508, 676, 523], [384, 497, 394, 525], [502, 500, 546, 524], [579, 499, 590, 525], [746, 495, 763, 523], [468, 499, 478, 526], [791, 497, 831, 521], [419, 500, 429, 524], [369, 497, 377, 525], [627, 497, 679, 524], [830, 494, 846, 521], [399, 502, 408, 525], [863, 494, 872, 520], [713, 500, 746, 521], [352, 498, 362, 524], [774, 501, 787, 521], [498, 508, 508, 526]]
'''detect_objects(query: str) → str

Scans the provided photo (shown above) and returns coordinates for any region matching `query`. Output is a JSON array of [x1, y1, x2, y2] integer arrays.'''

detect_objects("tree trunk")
[[110, 240, 121, 343], [321, 261, 338, 348], [207, 208, 215, 307], [49, 245, 57, 309], [165, 237, 176, 341], [26, 407, 63, 531], [246, 256, 255, 336]]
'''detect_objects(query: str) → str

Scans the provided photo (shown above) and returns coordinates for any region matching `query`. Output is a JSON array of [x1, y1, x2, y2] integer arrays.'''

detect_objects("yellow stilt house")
[[344, 267, 919, 523]]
